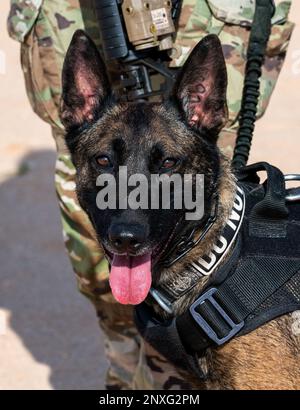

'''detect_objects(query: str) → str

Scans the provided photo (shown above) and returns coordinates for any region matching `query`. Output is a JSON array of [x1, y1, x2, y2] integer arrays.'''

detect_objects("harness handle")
[[237, 162, 289, 237]]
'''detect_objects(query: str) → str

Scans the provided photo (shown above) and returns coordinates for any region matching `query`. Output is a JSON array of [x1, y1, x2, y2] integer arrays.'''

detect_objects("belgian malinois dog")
[[60, 30, 300, 389]]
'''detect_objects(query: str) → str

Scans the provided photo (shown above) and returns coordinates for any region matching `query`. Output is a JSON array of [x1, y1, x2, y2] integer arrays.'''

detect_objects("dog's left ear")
[[173, 34, 228, 140], [60, 30, 110, 131]]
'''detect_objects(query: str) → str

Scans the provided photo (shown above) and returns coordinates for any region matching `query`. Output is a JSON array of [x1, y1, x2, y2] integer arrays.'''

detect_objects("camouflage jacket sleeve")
[[7, 0, 43, 42], [170, 0, 293, 67]]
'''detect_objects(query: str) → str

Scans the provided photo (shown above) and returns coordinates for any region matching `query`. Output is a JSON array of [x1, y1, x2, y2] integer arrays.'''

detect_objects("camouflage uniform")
[[7, 0, 294, 390], [170, 0, 294, 155]]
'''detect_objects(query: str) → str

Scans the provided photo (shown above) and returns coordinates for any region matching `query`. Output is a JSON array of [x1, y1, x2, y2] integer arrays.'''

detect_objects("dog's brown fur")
[[61, 30, 300, 389], [199, 315, 300, 390]]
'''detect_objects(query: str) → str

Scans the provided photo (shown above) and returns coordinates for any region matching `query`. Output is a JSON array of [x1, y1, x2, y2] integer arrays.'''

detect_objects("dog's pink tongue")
[[109, 253, 152, 305]]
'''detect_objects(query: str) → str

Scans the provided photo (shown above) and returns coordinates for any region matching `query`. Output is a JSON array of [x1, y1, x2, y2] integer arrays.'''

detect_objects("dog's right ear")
[[60, 30, 110, 131]]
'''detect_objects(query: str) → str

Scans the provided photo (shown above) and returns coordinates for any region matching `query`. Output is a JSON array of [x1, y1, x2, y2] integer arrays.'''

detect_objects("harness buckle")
[[285, 174, 300, 202], [189, 288, 244, 346], [149, 288, 174, 315]]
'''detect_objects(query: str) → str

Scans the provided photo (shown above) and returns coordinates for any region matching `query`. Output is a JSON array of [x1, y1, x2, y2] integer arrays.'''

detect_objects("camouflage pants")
[[7, 0, 293, 390]]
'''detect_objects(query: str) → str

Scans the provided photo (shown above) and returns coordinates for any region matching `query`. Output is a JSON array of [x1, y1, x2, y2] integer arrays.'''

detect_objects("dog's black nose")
[[108, 223, 147, 254]]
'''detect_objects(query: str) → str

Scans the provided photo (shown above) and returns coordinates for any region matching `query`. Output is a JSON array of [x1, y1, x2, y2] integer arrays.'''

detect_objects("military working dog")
[[60, 30, 300, 389]]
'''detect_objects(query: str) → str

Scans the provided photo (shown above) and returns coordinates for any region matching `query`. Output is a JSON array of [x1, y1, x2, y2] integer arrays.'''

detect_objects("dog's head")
[[60, 30, 228, 305]]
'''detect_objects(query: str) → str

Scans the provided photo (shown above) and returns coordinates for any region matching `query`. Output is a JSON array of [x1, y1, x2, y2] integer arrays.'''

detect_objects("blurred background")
[[0, 1, 299, 390]]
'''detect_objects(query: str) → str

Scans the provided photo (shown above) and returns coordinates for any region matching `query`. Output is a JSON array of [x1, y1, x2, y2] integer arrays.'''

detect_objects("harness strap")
[[177, 255, 300, 351]]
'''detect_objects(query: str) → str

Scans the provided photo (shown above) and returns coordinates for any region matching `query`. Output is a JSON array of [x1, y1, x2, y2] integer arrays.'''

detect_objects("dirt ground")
[[0, 1, 299, 390]]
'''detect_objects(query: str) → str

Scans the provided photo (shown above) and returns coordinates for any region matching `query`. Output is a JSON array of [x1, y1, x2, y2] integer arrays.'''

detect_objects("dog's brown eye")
[[96, 155, 111, 168], [161, 158, 178, 170]]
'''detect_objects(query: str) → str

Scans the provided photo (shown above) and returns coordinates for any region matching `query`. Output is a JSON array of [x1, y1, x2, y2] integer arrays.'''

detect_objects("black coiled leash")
[[232, 0, 275, 170]]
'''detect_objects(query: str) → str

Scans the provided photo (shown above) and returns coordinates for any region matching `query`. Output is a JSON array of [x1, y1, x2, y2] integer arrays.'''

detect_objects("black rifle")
[[94, 0, 182, 101]]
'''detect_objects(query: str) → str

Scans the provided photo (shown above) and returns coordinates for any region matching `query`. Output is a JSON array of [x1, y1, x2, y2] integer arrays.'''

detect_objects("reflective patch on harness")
[[191, 186, 245, 276]]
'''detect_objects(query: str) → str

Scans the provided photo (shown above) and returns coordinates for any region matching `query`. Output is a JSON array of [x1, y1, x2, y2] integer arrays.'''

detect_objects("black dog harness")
[[135, 162, 300, 377]]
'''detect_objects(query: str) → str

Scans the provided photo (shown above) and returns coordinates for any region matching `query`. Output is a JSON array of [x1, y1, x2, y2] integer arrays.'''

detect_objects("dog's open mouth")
[[109, 253, 152, 305], [104, 220, 181, 305]]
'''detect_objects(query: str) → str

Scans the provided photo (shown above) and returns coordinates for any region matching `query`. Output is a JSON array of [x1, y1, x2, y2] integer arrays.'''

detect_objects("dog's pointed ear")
[[173, 34, 228, 141], [60, 30, 110, 131]]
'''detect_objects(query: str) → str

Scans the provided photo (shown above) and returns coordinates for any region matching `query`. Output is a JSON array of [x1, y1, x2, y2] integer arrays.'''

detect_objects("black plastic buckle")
[[189, 288, 244, 346]]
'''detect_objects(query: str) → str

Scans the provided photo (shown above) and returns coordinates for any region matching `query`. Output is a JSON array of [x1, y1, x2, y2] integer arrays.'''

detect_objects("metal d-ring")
[[285, 174, 300, 202]]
